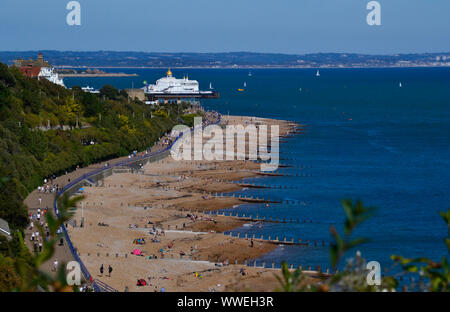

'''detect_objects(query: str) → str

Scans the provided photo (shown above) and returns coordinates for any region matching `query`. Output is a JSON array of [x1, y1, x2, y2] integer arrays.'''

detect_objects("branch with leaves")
[[391, 210, 449, 292], [276, 200, 449, 292]]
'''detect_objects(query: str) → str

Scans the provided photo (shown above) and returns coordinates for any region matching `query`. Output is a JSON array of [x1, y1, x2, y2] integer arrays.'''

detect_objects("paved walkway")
[[23, 141, 174, 277], [23, 111, 219, 281]]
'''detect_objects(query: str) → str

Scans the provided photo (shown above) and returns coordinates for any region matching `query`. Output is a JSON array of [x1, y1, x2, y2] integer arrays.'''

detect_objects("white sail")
[[316, 70, 320, 77]]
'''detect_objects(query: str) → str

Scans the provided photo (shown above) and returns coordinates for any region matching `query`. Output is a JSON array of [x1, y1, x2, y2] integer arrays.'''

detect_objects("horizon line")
[[1, 50, 450, 56]]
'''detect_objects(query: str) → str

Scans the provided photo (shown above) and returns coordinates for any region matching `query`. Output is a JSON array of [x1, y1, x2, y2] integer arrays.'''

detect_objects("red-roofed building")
[[14, 52, 50, 78], [13, 53, 65, 87]]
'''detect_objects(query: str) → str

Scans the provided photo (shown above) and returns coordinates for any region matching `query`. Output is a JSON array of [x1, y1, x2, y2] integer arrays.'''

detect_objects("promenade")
[[22, 112, 220, 283]]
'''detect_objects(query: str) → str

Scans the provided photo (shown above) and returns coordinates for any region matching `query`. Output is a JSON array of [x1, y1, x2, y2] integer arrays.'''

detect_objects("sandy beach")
[[67, 115, 316, 292]]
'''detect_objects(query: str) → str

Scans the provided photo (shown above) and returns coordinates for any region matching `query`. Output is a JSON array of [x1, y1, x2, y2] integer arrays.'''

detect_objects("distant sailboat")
[[316, 70, 320, 77], [248, 71, 252, 77], [209, 82, 213, 90], [244, 82, 247, 88], [399, 82, 402, 88]]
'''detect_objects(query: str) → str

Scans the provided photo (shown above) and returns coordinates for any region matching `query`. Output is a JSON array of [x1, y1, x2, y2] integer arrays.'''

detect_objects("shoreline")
[[66, 115, 314, 292], [55, 65, 450, 70]]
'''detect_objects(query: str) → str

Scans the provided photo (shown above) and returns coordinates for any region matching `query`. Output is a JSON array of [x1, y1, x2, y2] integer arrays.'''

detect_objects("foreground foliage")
[[276, 200, 449, 292], [0, 193, 83, 291]]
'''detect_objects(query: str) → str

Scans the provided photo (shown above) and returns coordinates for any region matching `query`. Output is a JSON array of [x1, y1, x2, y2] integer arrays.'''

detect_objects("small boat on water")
[[316, 70, 320, 77], [238, 88, 245, 92], [244, 82, 247, 88], [209, 82, 213, 90], [399, 82, 402, 88], [248, 71, 252, 77], [81, 86, 100, 94]]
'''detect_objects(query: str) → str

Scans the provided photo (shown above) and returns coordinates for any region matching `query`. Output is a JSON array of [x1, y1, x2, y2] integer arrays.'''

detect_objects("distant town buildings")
[[2, 51, 450, 68]]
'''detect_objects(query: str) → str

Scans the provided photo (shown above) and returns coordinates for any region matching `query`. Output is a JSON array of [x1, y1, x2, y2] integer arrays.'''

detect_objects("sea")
[[64, 67, 450, 274]]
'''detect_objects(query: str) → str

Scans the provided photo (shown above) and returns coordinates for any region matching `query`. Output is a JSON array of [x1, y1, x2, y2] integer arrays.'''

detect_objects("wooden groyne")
[[237, 183, 268, 189], [238, 197, 282, 204]]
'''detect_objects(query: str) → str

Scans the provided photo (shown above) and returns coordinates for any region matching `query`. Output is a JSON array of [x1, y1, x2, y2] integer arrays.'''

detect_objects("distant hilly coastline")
[[1, 51, 450, 68], [56, 68, 138, 77]]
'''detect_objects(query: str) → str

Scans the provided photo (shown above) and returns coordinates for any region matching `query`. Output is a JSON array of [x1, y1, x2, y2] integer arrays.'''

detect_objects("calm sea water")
[[65, 68, 450, 271]]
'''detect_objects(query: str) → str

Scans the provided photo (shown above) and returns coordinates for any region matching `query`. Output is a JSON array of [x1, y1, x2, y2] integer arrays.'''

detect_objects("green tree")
[[100, 85, 119, 100]]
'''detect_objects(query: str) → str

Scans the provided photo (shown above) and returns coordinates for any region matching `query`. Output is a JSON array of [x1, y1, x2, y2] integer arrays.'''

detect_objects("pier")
[[146, 91, 220, 104]]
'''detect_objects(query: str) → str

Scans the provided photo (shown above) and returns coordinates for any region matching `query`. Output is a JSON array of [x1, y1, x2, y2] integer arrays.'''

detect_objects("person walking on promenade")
[[108, 265, 113, 277], [100, 264, 104, 277], [53, 258, 58, 272]]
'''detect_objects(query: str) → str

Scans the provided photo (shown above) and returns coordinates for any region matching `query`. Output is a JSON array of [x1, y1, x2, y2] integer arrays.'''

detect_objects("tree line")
[[0, 62, 197, 289]]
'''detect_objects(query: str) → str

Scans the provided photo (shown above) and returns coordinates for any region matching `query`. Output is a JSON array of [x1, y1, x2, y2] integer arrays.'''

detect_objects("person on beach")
[[108, 265, 113, 277], [100, 264, 104, 276], [53, 258, 58, 271], [250, 239, 254, 248]]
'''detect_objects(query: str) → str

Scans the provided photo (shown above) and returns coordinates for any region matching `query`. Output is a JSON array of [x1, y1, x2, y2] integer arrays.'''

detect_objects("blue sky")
[[0, 0, 449, 54]]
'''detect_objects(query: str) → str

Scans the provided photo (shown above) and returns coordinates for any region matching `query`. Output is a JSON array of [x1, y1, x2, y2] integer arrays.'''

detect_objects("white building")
[[144, 69, 200, 94], [39, 67, 65, 88]]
